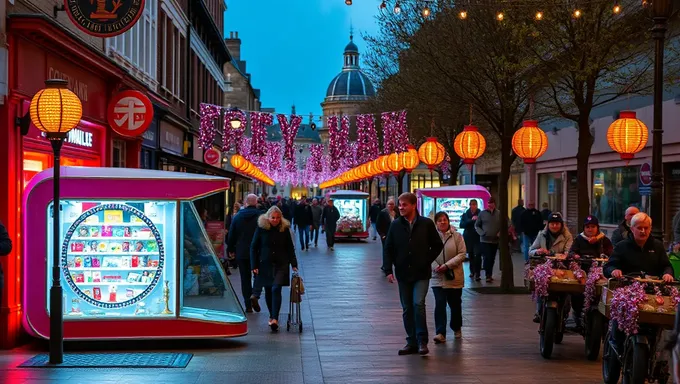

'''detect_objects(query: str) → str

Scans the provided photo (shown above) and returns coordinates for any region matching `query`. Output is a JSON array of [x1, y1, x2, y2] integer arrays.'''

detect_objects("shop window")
[[538, 173, 563, 215], [106, 0, 157, 82], [113, 140, 127, 168], [592, 166, 642, 225]]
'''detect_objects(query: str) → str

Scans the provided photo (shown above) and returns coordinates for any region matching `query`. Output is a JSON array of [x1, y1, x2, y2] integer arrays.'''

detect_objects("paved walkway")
[[0, 234, 602, 383]]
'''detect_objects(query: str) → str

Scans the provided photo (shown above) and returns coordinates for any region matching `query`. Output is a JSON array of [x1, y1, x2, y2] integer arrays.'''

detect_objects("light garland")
[[328, 116, 342, 171], [278, 114, 303, 163], [531, 260, 552, 302], [356, 114, 380, 164], [223, 108, 246, 153], [249, 112, 272, 161], [267, 141, 283, 177], [381, 110, 409, 154], [309, 144, 324, 173], [199, 103, 220, 150]]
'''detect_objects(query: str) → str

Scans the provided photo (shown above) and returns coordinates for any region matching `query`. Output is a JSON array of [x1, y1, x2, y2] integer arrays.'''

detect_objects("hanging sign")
[[64, 0, 146, 38], [107, 90, 154, 137], [639, 162, 652, 196], [204, 148, 221, 166]]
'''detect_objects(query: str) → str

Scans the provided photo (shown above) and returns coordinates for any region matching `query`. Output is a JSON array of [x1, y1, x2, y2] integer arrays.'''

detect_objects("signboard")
[[547, 178, 555, 194], [141, 118, 158, 148], [205, 221, 225, 258], [159, 122, 184, 155], [203, 148, 221, 166], [64, 0, 146, 38], [107, 90, 154, 137], [639, 162, 652, 196]]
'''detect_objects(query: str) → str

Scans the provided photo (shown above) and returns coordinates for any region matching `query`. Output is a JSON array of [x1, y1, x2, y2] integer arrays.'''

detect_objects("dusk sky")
[[224, 1, 381, 118]]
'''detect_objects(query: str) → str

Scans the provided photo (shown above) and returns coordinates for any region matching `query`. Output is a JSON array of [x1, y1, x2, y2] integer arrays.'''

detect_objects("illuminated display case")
[[417, 186, 491, 236], [24, 167, 247, 340], [328, 190, 369, 239]]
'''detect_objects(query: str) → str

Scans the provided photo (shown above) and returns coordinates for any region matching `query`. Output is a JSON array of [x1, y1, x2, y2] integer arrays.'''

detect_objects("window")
[[592, 166, 643, 225], [159, 9, 186, 102], [112, 140, 126, 168], [538, 173, 563, 216]]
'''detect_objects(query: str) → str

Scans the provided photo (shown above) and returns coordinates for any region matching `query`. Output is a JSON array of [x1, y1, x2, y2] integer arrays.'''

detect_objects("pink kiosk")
[[23, 167, 247, 340], [328, 190, 370, 240], [417, 185, 491, 235]]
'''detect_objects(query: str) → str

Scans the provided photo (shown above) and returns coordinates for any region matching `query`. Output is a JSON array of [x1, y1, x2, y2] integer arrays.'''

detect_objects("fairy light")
[[422, 5, 431, 17], [574, 9, 582, 18], [496, 12, 504, 21], [459, 10, 467, 19], [613, 3, 621, 14], [535, 11, 543, 20], [394, 1, 401, 14]]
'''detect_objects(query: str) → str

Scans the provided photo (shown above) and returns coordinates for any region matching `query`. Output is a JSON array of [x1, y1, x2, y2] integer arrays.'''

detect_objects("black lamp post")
[[29, 79, 83, 364], [650, 0, 673, 241]]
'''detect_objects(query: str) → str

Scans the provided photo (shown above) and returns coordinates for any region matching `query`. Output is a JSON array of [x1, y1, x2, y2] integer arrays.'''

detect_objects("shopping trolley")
[[287, 272, 304, 333]]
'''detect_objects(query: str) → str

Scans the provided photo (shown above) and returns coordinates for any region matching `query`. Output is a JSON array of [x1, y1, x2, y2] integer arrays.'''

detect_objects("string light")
[[535, 11, 543, 20], [496, 12, 504, 21], [394, 1, 401, 14], [613, 3, 621, 14], [459, 10, 467, 19], [574, 9, 582, 18], [422, 5, 431, 18]]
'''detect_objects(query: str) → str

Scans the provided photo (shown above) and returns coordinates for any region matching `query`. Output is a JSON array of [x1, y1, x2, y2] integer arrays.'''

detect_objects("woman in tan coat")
[[430, 211, 466, 343]]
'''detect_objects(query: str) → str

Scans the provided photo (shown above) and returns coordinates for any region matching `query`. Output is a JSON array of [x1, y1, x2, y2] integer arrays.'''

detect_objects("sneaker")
[[486, 276, 494, 283], [433, 334, 446, 344], [250, 295, 261, 313], [454, 330, 462, 339]]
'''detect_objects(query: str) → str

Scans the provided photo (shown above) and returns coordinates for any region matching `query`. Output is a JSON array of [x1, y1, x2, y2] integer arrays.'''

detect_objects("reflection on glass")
[[334, 198, 367, 232], [435, 198, 485, 236], [592, 166, 642, 225], [181, 201, 245, 323]]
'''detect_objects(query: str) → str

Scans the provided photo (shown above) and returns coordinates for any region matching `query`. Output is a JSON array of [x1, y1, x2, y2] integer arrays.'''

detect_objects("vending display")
[[328, 190, 370, 239], [417, 186, 491, 236]]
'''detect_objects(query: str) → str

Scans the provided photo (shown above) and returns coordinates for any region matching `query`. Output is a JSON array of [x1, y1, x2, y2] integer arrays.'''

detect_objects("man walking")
[[611, 206, 639, 246], [475, 197, 501, 282], [227, 194, 262, 312], [519, 202, 544, 261], [511, 199, 525, 252], [383, 193, 443, 356], [369, 199, 382, 241], [460, 199, 481, 280], [322, 199, 341, 251], [294, 198, 314, 251], [310, 198, 323, 247], [0, 220, 12, 307]]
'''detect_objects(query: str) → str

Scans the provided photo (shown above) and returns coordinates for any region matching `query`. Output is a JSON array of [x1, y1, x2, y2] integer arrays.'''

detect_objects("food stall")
[[23, 167, 247, 340], [328, 190, 369, 240], [416, 185, 491, 235]]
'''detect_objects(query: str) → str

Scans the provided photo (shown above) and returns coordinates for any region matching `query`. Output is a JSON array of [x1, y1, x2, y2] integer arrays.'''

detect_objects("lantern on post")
[[511, 120, 548, 164], [606, 111, 649, 161], [454, 125, 486, 169], [30, 79, 83, 365]]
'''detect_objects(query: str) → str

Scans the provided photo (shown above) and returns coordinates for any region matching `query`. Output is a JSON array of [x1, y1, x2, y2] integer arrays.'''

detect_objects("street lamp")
[[29, 79, 83, 364], [227, 108, 243, 130], [650, 0, 673, 241]]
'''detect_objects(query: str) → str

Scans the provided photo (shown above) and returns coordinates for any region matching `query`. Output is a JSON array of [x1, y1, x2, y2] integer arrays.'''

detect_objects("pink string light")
[[356, 114, 379, 163], [278, 114, 302, 163], [223, 109, 246, 153], [199, 103, 220, 150], [249, 112, 273, 162]]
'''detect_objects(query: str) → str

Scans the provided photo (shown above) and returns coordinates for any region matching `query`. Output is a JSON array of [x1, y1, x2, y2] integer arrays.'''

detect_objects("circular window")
[[60, 203, 165, 309]]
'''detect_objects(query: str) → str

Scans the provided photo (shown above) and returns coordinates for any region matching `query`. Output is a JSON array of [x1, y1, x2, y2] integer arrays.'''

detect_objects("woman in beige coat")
[[430, 211, 466, 343]]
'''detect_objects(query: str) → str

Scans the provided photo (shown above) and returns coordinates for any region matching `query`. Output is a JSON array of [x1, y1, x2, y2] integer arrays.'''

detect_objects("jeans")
[[298, 226, 310, 249], [523, 234, 537, 262], [371, 223, 377, 239], [326, 225, 336, 247], [236, 259, 261, 307], [432, 287, 462, 337], [264, 285, 283, 320], [480, 242, 499, 278], [311, 226, 319, 245], [397, 279, 430, 346]]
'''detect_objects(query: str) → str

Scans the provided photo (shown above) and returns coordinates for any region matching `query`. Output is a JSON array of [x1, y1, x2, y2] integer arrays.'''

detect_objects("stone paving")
[[0, 234, 603, 383]]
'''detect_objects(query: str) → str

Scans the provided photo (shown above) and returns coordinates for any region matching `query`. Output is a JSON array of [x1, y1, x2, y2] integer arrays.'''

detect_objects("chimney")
[[225, 31, 241, 60]]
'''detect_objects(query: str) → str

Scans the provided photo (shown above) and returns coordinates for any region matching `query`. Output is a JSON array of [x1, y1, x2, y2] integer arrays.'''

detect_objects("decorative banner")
[[65, 0, 146, 38], [382, 110, 409, 153], [356, 114, 379, 164], [107, 90, 154, 138], [328, 116, 342, 172], [277, 114, 302, 163], [309, 144, 324, 173], [223, 109, 246, 153], [199, 104, 221, 150], [249, 112, 273, 161], [204, 148, 221, 166]]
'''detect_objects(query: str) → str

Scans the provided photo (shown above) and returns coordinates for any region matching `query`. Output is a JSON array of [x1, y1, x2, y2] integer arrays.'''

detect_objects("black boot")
[[418, 342, 429, 355], [398, 345, 418, 355]]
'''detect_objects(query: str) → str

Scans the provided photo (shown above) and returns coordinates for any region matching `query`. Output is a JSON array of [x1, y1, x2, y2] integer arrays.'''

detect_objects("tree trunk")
[[499, 129, 515, 291], [397, 170, 405, 195], [576, 117, 595, 229]]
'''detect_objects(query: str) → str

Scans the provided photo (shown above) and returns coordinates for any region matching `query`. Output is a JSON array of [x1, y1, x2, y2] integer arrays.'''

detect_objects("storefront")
[[140, 115, 159, 170]]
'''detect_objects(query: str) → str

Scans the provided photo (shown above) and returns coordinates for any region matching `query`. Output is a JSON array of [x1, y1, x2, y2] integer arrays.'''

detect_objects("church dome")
[[324, 34, 375, 102]]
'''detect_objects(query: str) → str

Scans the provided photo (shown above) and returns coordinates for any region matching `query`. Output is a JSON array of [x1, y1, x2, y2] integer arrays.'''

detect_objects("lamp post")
[[29, 79, 83, 364], [650, 0, 673, 241]]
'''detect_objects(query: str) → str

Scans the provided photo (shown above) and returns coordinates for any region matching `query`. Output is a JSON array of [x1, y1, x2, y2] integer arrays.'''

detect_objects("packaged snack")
[[127, 272, 141, 283], [84, 271, 92, 283], [131, 256, 139, 268], [75, 273, 84, 283], [101, 226, 113, 237], [140, 271, 151, 283], [134, 241, 144, 252], [113, 228, 125, 237], [146, 241, 157, 252], [148, 259, 159, 267], [109, 243, 122, 253], [89, 241, 98, 252], [121, 256, 131, 268], [78, 227, 89, 237], [84, 257, 92, 268], [98, 243, 107, 252], [90, 227, 100, 237], [126, 288, 134, 298], [91, 257, 100, 268], [84, 289, 91, 297], [139, 255, 148, 268], [139, 228, 152, 239], [92, 272, 101, 282], [74, 257, 83, 268], [122, 242, 130, 252], [71, 242, 83, 252], [93, 287, 102, 300], [123, 227, 132, 237], [71, 299, 80, 313], [67, 259, 75, 268], [108, 285, 117, 302], [103, 258, 120, 268], [104, 210, 123, 224]]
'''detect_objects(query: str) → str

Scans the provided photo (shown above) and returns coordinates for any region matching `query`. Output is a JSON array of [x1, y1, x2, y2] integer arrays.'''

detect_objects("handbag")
[[436, 235, 456, 281]]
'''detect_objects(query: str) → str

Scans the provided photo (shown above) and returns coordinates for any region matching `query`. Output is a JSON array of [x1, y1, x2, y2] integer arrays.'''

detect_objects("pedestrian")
[[376, 198, 398, 245], [611, 206, 640, 246], [226, 194, 262, 313], [519, 202, 544, 262], [474, 197, 501, 283], [0, 220, 12, 307], [294, 198, 314, 251], [369, 199, 382, 241], [460, 199, 482, 281], [430, 211, 466, 344], [224, 202, 241, 270], [383, 193, 444, 356], [251, 206, 298, 332], [321, 199, 341, 251], [511, 199, 525, 252], [540, 203, 552, 224], [310, 198, 323, 247]]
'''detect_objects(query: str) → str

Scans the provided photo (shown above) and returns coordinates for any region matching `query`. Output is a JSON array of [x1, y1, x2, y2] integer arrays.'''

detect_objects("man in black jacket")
[[227, 194, 262, 312], [369, 199, 382, 241], [519, 202, 544, 262], [383, 193, 444, 356], [294, 198, 314, 251], [460, 199, 481, 280], [0, 221, 13, 310], [611, 206, 639, 246], [321, 199, 341, 250]]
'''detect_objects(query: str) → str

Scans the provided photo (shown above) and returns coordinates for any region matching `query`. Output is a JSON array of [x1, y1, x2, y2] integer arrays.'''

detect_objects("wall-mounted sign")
[[41, 128, 93, 148], [64, 0, 146, 38], [204, 148, 220, 166], [107, 90, 154, 137]]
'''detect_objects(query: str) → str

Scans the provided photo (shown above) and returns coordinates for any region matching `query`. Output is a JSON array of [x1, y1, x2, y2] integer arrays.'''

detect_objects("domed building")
[[319, 33, 376, 143]]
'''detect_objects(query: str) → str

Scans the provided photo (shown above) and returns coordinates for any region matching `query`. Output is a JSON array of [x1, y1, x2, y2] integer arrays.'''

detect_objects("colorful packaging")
[[122, 242, 130, 252], [83, 257, 91, 268], [74, 257, 82, 268], [113, 228, 125, 237], [139, 255, 148, 268], [146, 241, 157, 253], [84, 271, 92, 283], [98, 243, 107, 252], [71, 242, 84, 252], [92, 272, 101, 282], [139, 228, 152, 239], [101, 226, 113, 237], [127, 272, 141, 283], [109, 243, 122, 252], [78, 227, 89, 237], [123, 227, 132, 237], [88, 241, 98, 252], [131, 256, 139, 268], [121, 256, 131, 268], [90, 227, 100, 237], [93, 287, 102, 300], [126, 288, 134, 298], [104, 210, 123, 224], [75, 273, 84, 283], [108, 286, 117, 302], [91, 257, 100, 268], [134, 242, 144, 252]]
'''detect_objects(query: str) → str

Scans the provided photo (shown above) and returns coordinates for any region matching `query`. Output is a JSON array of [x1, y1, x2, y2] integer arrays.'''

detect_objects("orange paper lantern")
[[230, 154, 247, 170], [418, 137, 446, 170], [386, 152, 404, 174], [401, 145, 420, 173], [607, 111, 648, 161], [511, 120, 548, 164], [454, 125, 486, 165]]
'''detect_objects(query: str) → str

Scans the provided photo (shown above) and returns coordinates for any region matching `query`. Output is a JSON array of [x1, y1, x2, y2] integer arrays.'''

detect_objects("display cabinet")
[[328, 190, 369, 240], [417, 186, 491, 236]]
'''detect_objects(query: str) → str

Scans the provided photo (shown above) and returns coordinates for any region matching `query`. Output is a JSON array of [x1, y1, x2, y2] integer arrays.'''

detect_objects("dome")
[[325, 71, 375, 100], [344, 41, 359, 54]]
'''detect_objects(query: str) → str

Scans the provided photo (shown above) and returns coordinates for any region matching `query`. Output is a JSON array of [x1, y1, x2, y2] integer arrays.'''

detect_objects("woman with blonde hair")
[[251, 206, 298, 331]]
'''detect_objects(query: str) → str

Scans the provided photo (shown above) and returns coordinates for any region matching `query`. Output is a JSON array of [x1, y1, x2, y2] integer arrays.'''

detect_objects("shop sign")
[[639, 162, 652, 196], [141, 118, 158, 148], [107, 90, 154, 137], [204, 148, 220, 166], [159, 122, 183, 155], [669, 163, 680, 180], [64, 0, 146, 38], [41, 128, 93, 148]]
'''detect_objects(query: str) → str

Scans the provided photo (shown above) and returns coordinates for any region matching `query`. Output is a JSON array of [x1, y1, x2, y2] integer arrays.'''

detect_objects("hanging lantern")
[[511, 120, 548, 164], [607, 111, 649, 161], [366, 161, 376, 177], [371, 158, 382, 175], [401, 145, 419, 173], [418, 137, 446, 170], [453, 125, 486, 167], [387, 152, 403, 174], [230, 154, 247, 170]]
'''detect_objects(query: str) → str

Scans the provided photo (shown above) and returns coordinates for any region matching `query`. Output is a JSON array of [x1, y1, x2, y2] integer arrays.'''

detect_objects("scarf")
[[580, 232, 605, 244]]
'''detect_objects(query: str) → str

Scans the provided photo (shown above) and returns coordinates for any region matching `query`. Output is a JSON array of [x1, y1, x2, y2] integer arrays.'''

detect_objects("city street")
[[0, 236, 602, 384]]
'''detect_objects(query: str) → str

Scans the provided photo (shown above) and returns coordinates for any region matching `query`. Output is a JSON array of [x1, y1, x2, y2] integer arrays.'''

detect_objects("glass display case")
[[417, 186, 491, 236], [329, 190, 370, 239]]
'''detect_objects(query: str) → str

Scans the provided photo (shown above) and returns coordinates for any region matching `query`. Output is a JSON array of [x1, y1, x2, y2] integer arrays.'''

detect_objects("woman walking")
[[431, 211, 466, 343], [251, 206, 298, 331]]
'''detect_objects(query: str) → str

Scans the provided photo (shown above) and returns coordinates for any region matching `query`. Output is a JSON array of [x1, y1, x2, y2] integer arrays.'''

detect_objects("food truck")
[[416, 185, 492, 235]]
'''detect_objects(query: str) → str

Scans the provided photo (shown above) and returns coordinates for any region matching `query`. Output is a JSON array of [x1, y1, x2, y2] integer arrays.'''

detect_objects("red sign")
[[204, 148, 221, 166], [64, 0, 146, 38], [107, 90, 154, 137], [640, 162, 652, 186]]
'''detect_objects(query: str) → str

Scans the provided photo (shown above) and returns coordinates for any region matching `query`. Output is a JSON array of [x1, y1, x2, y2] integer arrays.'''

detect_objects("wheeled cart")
[[287, 272, 304, 333]]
